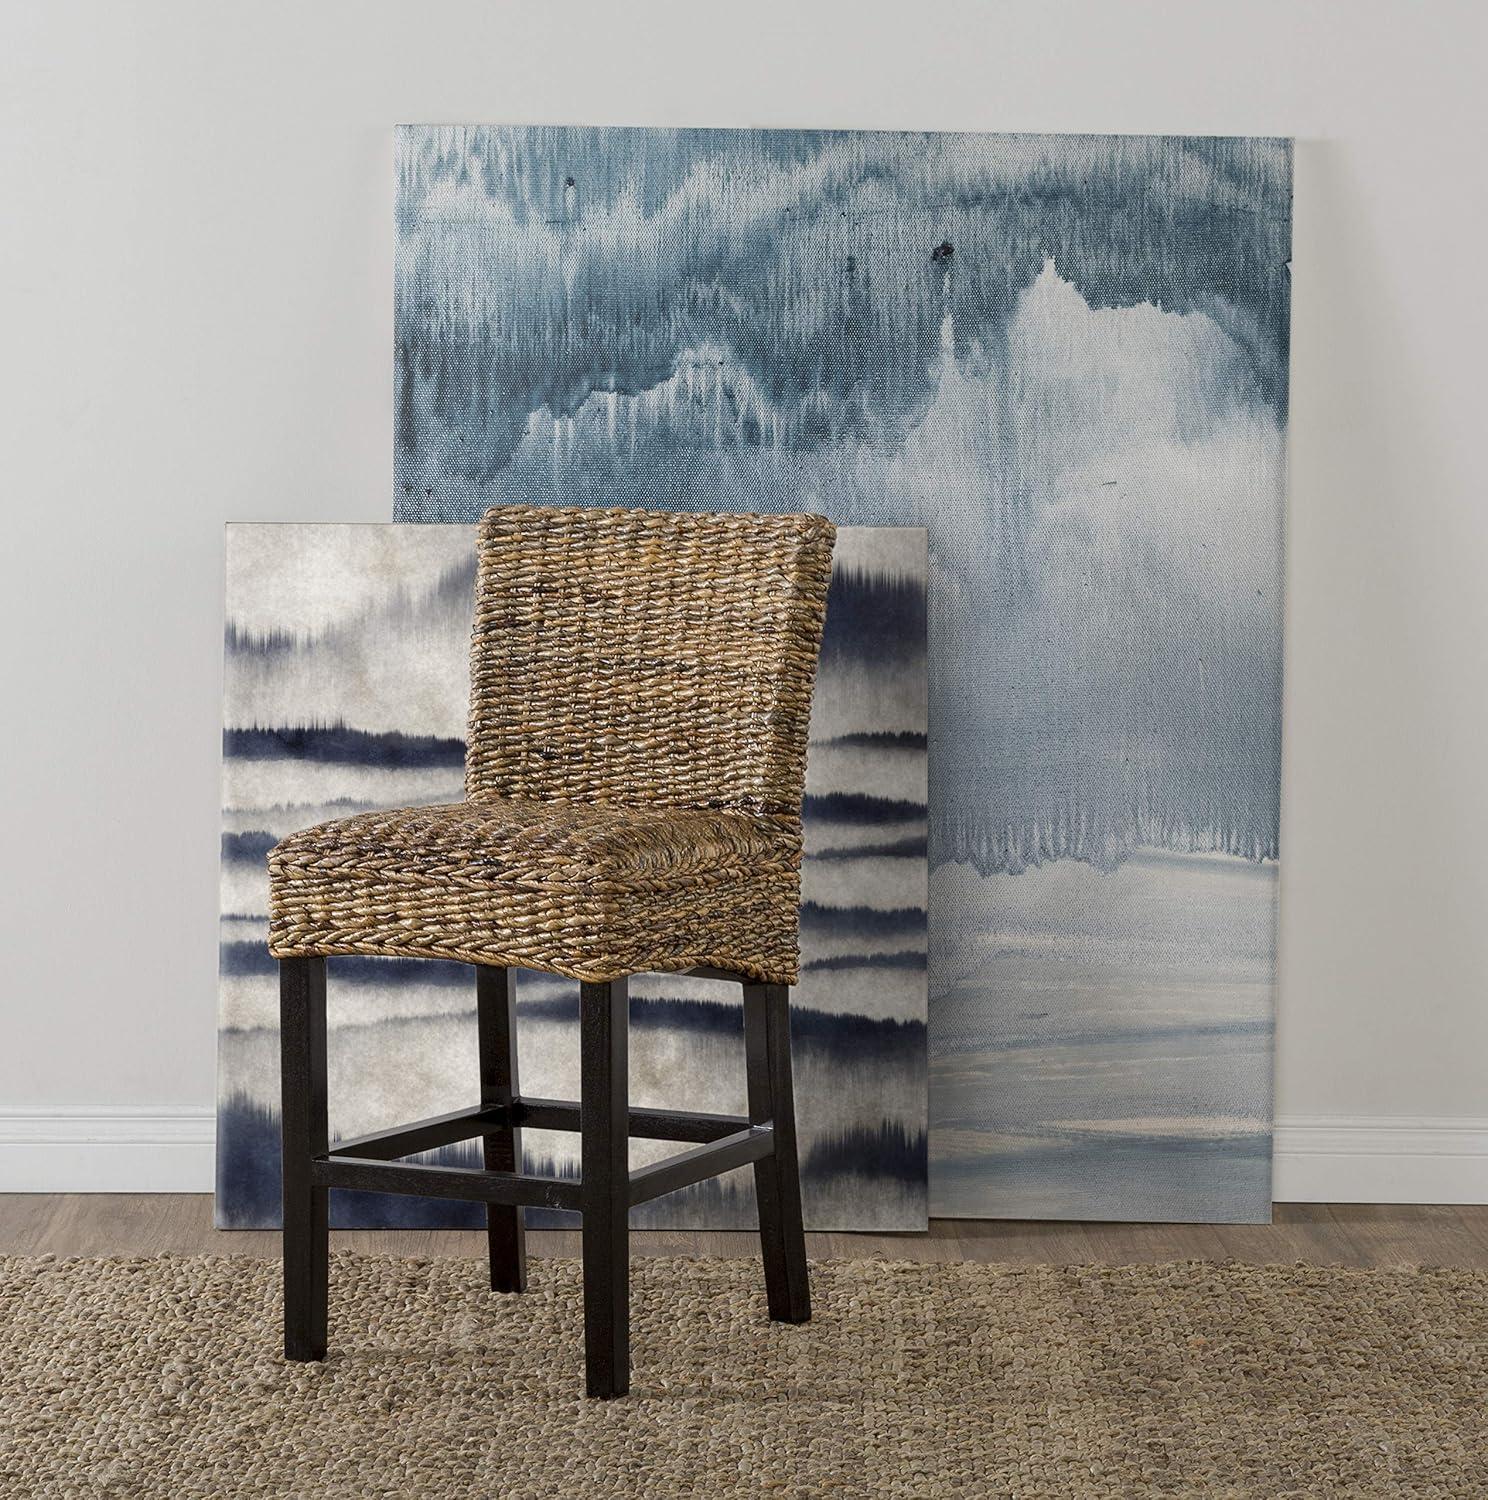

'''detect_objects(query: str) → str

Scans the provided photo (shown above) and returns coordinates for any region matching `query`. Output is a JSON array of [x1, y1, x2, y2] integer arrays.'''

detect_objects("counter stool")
[[267, 503, 836, 1397]]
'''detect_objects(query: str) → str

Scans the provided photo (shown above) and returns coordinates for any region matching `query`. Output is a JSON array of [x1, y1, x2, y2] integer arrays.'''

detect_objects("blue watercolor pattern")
[[392, 128, 1290, 1221]]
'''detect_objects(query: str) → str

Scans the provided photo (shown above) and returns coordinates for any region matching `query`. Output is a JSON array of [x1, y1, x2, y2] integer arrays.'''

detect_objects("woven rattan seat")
[[268, 798, 800, 982], [270, 502, 835, 1399]]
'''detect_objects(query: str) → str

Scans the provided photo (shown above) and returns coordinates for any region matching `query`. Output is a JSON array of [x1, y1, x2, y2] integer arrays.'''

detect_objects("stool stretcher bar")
[[326, 1098, 755, 1164], [627, 1125, 775, 1207], [310, 1155, 583, 1211], [516, 1097, 752, 1144], [317, 1104, 773, 1212], [327, 1105, 509, 1161]]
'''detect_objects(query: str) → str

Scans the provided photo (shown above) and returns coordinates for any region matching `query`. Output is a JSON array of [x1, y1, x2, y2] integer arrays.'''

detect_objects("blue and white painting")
[[217, 523, 928, 1230], [393, 127, 1289, 1222]]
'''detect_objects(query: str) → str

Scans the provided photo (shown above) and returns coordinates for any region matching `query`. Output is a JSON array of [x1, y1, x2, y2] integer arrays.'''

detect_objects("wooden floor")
[[3, 1196, 1487, 1268]]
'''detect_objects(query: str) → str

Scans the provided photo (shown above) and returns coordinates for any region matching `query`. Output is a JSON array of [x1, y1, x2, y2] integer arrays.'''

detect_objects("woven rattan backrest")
[[466, 505, 837, 818]]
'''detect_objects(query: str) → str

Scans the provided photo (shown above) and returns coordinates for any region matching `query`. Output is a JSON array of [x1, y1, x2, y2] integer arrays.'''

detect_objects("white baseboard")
[[3, 1108, 1486, 1204], [1271, 1115, 1488, 1205], [0, 1107, 216, 1193]]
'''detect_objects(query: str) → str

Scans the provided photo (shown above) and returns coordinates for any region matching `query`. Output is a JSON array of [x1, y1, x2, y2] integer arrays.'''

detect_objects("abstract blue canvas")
[[393, 127, 1290, 1222], [217, 524, 928, 1229]]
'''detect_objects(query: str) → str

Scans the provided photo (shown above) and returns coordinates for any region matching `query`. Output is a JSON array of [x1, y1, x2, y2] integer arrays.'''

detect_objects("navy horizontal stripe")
[[812, 836, 927, 862], [800, 949, 926, 973], [223, 724, 465, 769], [802, 791, 925, 823]]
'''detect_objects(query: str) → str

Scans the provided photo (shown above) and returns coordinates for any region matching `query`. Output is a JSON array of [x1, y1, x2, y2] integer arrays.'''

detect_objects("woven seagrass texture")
[[466, 506, 837, 815], [5, 1253, 1486, 1498], [268, 506, 835, 982]]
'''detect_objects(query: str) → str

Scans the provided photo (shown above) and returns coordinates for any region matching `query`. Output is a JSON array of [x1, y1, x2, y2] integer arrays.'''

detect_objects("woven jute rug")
[[2, 1253, 1484, 1498]]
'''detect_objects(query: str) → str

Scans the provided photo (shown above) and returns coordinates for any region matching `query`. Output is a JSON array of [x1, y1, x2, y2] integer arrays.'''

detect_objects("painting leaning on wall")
[[216, 523, 929, 1230], [393, 125, 1290, 1223]]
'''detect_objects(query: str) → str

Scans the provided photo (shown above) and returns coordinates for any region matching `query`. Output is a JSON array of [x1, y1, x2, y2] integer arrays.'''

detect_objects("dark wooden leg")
[[280, 955, 329, 1360], [580, 977, 629, 1397], [744, 982, 811, 1323], [476, 965, 526, 1293]]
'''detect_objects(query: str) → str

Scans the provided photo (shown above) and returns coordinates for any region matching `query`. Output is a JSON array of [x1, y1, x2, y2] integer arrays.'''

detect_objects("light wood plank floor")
[[3, 1197, 1486, 1269]]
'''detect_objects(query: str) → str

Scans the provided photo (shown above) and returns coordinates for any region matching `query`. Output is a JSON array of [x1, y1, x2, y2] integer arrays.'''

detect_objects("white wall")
[[2, 0, 1485, 1200]]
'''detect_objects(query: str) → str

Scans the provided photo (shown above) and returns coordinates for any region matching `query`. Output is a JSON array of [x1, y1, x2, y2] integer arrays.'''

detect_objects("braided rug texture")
[[269, 505, 836, 984], [3, 1254, 1485, 1498]]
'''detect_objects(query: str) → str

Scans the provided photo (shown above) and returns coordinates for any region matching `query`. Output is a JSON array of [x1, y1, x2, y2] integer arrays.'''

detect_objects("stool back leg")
[[279, 955, 329, 1360], [580, 977, 630, 1397], [475, 965, 527, 1292], [744, 982, 812, 1323]]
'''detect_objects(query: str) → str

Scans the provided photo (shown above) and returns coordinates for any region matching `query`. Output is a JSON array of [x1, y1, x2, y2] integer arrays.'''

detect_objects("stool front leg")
[[476, 965, 527, 1293], [580, 977, 630, 1397], [279, 955, 329, 1360], [744, 981, 811, 1323]]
